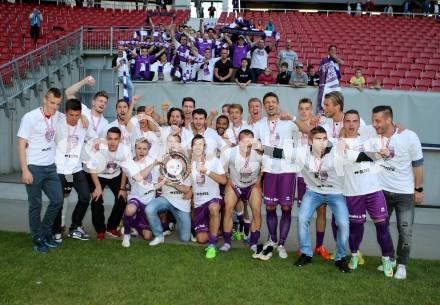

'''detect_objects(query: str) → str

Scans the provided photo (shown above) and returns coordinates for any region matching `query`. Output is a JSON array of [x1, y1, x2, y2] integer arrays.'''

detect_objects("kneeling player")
[[190, 135, 227, 259], [122, 139, 161, 247], [219, 129, 263, 253]]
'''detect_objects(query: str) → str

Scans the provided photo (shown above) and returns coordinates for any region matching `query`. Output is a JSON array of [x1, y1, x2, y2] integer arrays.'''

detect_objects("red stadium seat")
[[431, 80, 440, 88], [420, 71, 436, 79], [390, 70, 405, 78], [404, 70, 420, 79], [425, 65, 439, 72]]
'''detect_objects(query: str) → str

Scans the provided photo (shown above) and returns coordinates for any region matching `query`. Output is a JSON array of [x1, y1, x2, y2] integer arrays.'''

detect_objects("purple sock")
[[375, 221, 393, 257], [250, 230, 260, 246], [331, 215, 338, 241], [278, 208, 292, 246], [316, 231, 325, 248], [223, 231, 232, 244], [349, 222, 364, 253], [208, 233, 218, 246], [266, 208, 278, 243], [123, 214, 133, 234]]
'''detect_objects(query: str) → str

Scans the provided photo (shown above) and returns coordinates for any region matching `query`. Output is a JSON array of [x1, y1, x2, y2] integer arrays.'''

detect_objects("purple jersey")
[[176, 44, 190, 63], [231, 43, 250, 68], [134, 55, 156, 79], [195, 38, 215, 55]]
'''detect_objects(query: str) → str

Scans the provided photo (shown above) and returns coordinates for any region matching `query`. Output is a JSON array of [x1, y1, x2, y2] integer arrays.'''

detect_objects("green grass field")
[[1, 231, 439, 305]]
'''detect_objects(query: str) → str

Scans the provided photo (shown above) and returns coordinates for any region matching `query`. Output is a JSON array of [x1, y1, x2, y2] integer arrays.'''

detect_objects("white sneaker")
[[377, 259, 396, 271], [263, 238, 277, 250], [54, 233, 63, 244], [219, 243, 231, 252], [163, 230, 172, 236], [278, 245, 288, 259], [394, 264, 407, 280], [122, 234, 131, 248], [149, 235, 164, 246], [191, 234, 197, 243]]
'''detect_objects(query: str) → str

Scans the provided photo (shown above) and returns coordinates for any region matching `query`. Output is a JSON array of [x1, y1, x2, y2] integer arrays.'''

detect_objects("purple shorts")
[[231, 183, 254, 202], [263, 172, 296, 206], [296, 176, 307, 207], [127, 198, 151, 232], [193, 199, 220, 234], [346, 191, 389, 223]]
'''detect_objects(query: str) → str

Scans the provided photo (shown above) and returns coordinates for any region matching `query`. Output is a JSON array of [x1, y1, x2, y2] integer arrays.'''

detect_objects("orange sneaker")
[[314, 245, 332, 260], [295, 249, 301, 257]]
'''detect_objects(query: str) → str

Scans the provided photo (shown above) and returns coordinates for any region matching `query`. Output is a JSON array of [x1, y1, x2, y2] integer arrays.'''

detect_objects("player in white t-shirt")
[[65, 76, 110, 139], [83, 127, 139, 240], [219, 129, 263, 253], [108, 98, 136, 147], [17, 88, 65, 252], [159, 107, 193, 155], [371, 105, 424, 280], [191, 108, 227, 158], [53, 99, 93, 242], [340, 110, 395, 277], [145, 134, 193, 246], [294, 98, 332, 260], [190, 135, 227, 259], [129, 113, 161, 158], [252, 92, 300, 260], [225, 103, 250, 145], [121, 138, 161, 248]]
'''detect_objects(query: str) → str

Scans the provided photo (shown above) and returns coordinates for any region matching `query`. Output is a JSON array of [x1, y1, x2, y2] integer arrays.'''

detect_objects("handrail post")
[[110, 27, 114, 55], [80, 26, 84, 55]]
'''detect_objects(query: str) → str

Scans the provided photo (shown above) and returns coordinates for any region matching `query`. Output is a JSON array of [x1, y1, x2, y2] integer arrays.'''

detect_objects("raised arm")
[[65, 76, 96, 100]]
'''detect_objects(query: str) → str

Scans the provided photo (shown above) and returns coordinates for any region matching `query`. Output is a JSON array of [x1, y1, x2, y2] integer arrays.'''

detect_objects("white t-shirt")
[[159, 126, 193, 155], [291, 146, 346, 194], [17, 108, 64, 166], [115, 55, 130, 77], [82, 104, 109, 139], [108, 119, 132, 147], [193, 128, 227, 157], [320, 116, 366, 140], [224, 122, 251, 145], [128, 156, 160, 204], [190, 158, 225, 207], [376, 129, 423, 194], [341, 136, 385, 196], [196, 58, 218, 82], [130, 127, 161, 159], [161, 177, 192, 212], [221, 146, 262, 188], [253, 118, 300, 174], [55, 119, 91, 174], [150, 62, 174, 82], [250, 47, 270, 70], [83, 143, 138, 179]]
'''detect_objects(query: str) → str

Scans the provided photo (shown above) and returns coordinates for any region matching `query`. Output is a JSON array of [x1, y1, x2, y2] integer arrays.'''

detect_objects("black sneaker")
[[335, 257, 351, 273], [69, 227, 90, 241], [295, 254, 312, 267]]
